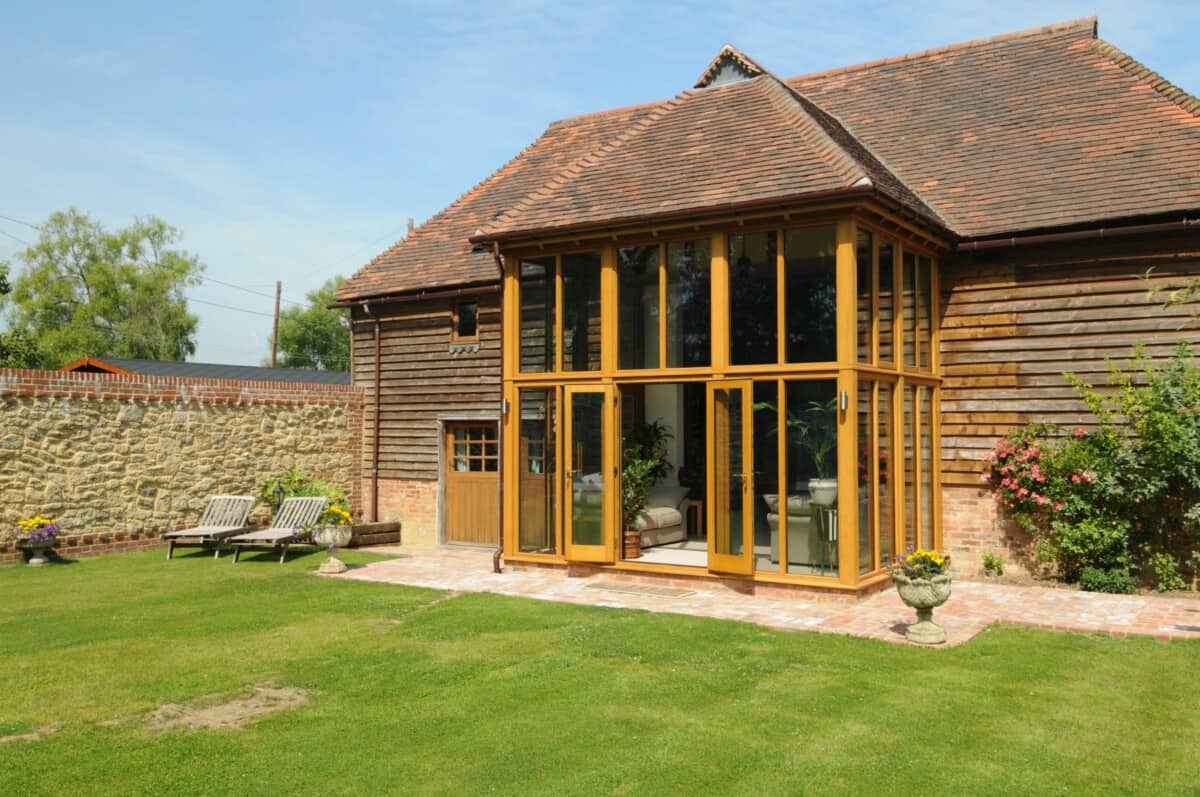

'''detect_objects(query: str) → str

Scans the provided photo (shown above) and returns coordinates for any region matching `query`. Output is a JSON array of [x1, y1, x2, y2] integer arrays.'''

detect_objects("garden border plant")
[[981, 343, 1200, 592]]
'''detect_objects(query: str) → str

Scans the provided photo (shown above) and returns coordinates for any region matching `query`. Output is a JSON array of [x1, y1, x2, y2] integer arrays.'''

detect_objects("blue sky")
[[2, 1, 1198, 366]]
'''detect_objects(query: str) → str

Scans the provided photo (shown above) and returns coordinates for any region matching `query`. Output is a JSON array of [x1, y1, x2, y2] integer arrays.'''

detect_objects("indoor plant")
[[796, 397, 839, 505], [756, 396, 839, 506], [621, 420, 673, 559], [11, 516, 61, 566], [892, 548, 952, 645], [310, 504, 354, 574]]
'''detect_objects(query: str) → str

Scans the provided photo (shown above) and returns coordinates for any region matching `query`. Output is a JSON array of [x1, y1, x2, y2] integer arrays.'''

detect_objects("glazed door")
[[707, 381, 755, 575], [563, 384, 616, 563]]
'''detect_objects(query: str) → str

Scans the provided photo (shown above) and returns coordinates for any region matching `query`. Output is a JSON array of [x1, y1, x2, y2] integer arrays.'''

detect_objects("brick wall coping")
[[0, 368, 362, 406]]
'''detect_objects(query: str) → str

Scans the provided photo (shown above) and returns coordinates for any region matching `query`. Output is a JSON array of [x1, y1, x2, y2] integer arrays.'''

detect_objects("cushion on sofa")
[[646, 485, 690, 509], [634, 506, 683, 530]]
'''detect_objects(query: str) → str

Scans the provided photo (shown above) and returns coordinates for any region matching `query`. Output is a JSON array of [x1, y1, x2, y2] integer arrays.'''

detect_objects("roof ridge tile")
[[790, 16, 1096, 84]]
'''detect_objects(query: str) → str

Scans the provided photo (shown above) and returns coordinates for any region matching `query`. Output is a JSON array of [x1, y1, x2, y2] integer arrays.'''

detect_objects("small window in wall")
[[454, 301, 479, 341], [452, 425, 499, 473]]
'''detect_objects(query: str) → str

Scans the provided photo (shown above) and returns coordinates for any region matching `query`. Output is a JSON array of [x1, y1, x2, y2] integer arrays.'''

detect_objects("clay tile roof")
[[337, 102, 660, 301], [479, 70, 946, 241], [341, 16, 1200, 299], [788, 16, 1200, 237]]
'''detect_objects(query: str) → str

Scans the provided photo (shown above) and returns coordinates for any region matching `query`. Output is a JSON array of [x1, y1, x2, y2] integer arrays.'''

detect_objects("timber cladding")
[[939, 231, 1200, 485], [352, 294, 501, 483]]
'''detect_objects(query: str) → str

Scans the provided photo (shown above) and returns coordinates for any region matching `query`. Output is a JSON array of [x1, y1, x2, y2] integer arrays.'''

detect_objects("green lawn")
[[2, 551, 1198, 796]]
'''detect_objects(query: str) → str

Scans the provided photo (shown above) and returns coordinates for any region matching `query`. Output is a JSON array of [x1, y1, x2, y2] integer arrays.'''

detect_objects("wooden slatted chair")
[[162, 495, 258, 559], [229, 496, 328, 564]]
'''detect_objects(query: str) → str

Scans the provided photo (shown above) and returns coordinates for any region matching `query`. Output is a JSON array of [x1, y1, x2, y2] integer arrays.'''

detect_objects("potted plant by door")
[[621, 420, 673, 559], [892, 549, 953, 645], [12, 516, 61, 566]]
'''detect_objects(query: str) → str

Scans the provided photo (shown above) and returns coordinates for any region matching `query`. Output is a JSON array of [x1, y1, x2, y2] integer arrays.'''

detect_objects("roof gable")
[[694, 45, 765, 88]]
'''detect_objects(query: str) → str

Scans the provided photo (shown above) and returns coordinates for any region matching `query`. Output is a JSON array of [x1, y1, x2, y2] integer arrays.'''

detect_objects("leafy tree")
[[272, 276, 349, 370], [0, 208, 203, 367]]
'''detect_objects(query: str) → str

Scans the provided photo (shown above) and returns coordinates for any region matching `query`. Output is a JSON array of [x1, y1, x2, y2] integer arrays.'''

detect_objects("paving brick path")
[[339, 547, 1200, 646]]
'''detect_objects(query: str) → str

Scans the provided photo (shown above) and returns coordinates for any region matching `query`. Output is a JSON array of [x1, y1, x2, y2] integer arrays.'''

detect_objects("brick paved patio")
[[338, 546, 1200, 646]]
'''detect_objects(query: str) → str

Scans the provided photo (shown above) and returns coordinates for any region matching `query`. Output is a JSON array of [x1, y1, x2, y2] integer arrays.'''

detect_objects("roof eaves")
[[473, 183, 877, 244]]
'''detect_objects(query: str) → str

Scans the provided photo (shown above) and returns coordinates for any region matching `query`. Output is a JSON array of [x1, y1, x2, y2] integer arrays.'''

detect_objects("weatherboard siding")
[[939, 230, 1200, 486], [351, 295, 501, 483]]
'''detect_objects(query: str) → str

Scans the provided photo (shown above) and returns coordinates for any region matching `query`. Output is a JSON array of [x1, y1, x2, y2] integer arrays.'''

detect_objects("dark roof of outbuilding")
[[338, 16, 1200, 301], [60, 356, 351, 385]]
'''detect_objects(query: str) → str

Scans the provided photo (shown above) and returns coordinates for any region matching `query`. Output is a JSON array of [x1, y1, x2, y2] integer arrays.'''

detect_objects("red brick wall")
[[942, 484, 1031, 575], [373, 477, 439, 546], [0, 368, 363, 564]]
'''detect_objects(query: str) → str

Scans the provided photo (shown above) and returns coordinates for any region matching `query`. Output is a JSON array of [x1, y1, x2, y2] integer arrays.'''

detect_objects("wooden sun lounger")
[[162, 495, 258, 559], [230, 496, 327, 563]]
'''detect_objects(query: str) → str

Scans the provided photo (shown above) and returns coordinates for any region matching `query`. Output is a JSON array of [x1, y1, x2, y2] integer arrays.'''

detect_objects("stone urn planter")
[[893, 571, 952, 645], [18, 538, 55, 567], [312, 524, 353, 575]]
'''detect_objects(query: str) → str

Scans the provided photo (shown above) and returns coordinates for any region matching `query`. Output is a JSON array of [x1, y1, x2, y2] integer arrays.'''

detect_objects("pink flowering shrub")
[[982, 344, 1200, 590], [982, 423, 1132, 580]]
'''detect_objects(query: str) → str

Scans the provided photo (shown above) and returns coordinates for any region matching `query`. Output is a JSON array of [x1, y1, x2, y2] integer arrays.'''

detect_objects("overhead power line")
[[0, 228, 31, 246], [0, 214, 41, 230], [199, 275, 302, 307], [186, 296, 276, 319]]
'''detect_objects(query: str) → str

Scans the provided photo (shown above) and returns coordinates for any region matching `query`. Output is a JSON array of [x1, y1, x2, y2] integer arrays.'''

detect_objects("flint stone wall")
[[0, 368, 362, 563]]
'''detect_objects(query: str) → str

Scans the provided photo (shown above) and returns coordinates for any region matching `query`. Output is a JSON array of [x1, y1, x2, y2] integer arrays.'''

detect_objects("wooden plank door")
[[444, 423, 499, 546]]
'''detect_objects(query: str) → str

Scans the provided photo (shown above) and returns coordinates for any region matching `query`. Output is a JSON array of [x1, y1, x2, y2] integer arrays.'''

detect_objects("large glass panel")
[[712, 385, 745, 558], [856, 229, 873, 364], [752, 381, 778, 573], [919, 386, 935, 550], [518, 389, 557, 554], [562, 252, 602, 372], [857, 381, 874, 574], [569, 391, 605, 546], [618, 245, 660, 370], [878, 383, 893, 568], [903, 382, 916, 552], [666, 238, 711, 368], [878, 240, 895, 363], [784, 380, 839, 576], [917, 255, 933, 371], [784, 225, 837, 363], [518, 257, 555, 373], [902, 250, 917, 367], [729, 231, 777, 365]]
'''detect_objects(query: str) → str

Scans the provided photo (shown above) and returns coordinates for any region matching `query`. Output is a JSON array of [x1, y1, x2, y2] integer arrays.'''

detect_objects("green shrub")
[[1080, 567, 1137, 594], [981, 552, 1004, 576], [1150, 552, 1187, 592], [1050, 518, 1131, 583], [259, 467, 349, 513]]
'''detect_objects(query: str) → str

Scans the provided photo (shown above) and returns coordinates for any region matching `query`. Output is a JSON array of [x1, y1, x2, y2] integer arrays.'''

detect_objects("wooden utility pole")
[[270, 279, 281, 367]]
